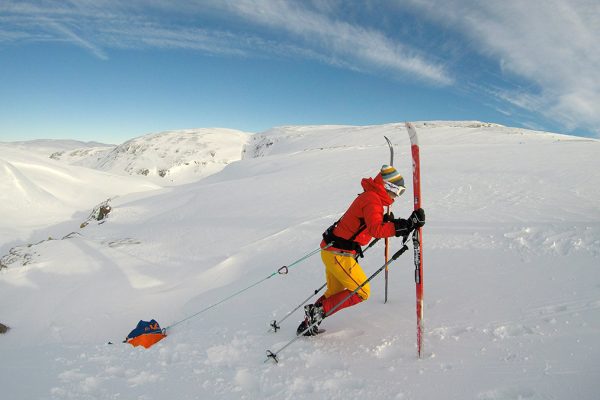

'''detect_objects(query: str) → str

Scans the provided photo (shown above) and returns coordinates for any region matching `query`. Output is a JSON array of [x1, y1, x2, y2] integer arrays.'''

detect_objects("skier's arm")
[[362, 202, 396, 238]]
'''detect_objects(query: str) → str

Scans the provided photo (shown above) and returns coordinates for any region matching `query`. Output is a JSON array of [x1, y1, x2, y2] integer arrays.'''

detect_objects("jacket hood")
[[361, 173, 394, 206]]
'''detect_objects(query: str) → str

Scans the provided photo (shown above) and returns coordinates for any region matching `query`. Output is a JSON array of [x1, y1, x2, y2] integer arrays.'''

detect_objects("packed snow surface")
[[1, 122, 599, 400]]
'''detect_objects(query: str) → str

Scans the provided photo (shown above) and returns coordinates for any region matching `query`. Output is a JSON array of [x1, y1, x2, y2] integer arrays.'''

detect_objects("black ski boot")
[[296, 304, 325, 336]]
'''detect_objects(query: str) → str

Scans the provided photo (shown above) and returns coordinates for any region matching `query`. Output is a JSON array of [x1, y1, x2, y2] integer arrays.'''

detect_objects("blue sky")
[[1, 0, 599, 143]]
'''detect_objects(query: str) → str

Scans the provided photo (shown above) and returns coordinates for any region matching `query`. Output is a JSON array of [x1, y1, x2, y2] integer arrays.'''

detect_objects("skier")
[[297, 165, 425, 336]]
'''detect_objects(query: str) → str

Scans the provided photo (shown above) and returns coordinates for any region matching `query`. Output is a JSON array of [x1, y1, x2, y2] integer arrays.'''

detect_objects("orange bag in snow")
[[125, 319, 167, 348]]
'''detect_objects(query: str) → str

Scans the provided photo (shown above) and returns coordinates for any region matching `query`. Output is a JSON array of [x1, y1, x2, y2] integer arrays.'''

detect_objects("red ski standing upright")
[[406, 122, 424, 358], [383, 136, 394, 304]]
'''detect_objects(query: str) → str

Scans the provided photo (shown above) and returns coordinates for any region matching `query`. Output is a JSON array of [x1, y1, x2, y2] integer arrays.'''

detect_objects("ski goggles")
[[384, 181, 406, 197]]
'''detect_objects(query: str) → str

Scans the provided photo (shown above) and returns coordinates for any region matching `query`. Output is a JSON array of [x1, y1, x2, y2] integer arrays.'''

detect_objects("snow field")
[[1, 122, 599, 399]]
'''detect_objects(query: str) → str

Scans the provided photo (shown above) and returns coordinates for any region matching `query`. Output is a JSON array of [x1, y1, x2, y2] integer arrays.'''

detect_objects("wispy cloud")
[[0, 0, 453, 85], [220, 0, 453, 85], [0, 1, 247, 58], [405, 0, 600, 136], [44, 18, 108, 60]]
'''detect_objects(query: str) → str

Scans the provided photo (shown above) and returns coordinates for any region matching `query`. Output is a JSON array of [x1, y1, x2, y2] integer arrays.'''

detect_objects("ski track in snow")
[[1, 122, 599, 400]]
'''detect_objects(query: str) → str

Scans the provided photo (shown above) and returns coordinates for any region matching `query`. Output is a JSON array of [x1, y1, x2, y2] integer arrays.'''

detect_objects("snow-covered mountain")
[[50, 128, 251, 185], [1, 122, 599, 400], [0, 128, 250, 252]]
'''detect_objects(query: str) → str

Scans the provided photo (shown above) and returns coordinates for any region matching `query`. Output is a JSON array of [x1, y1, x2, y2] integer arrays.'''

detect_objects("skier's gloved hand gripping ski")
[[393, 208, 425, 237]]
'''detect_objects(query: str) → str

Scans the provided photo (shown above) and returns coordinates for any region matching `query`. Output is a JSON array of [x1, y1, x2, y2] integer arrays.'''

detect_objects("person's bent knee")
[[358, 283, 370, 300]]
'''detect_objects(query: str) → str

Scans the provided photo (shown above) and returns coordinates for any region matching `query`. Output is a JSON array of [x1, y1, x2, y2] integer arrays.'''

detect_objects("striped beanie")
[[381, 165, 405, 187]]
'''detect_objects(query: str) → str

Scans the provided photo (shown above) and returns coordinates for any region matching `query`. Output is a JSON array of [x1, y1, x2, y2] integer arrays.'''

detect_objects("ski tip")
[[405, 122, 419, 144]]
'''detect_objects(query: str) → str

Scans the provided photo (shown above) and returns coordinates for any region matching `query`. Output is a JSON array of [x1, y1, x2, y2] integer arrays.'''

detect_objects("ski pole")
[[265, 238, 411, 364], [269, 283, 327, 332], [360, 238, 380, 256], [268, 239, 380, 333]]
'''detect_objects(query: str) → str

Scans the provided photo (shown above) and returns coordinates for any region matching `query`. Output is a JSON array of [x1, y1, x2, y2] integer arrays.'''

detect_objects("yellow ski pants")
[[321, 250, 370, 300]]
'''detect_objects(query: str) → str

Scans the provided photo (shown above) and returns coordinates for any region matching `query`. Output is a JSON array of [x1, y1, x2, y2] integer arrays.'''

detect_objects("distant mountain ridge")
[[50, 128, 251, 185], [11, 121, 595, 187]]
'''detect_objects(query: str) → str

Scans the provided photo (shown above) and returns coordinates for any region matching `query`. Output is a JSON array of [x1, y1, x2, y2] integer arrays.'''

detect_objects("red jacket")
[[322, 173, 396, 252]]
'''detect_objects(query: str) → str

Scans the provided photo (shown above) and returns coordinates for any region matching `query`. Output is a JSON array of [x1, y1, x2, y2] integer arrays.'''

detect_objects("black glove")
[[408, 208, 425, 229], [393, 208, 426, 237], [393, 218, 410, 237], [383, 211, 394, 222]]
